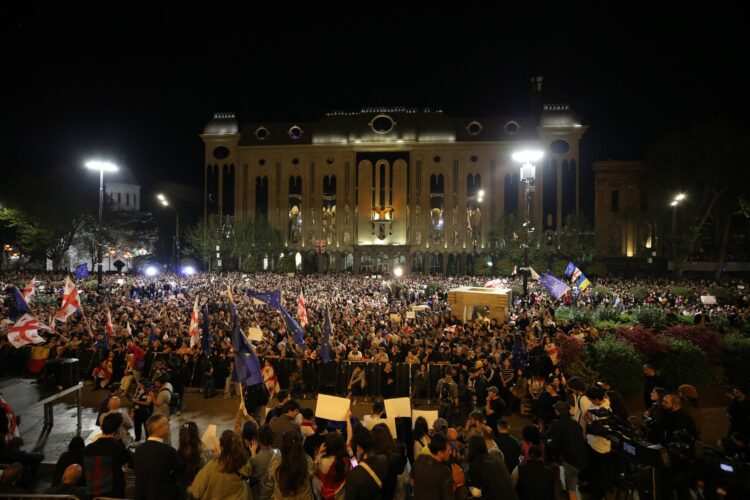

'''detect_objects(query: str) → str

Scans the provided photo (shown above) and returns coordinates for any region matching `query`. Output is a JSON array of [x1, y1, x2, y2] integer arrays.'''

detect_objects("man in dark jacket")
[[495, 420, 522, 473], [269, 399, 301, 449], [134, 414, 183, 500], [345, 426, 390, 500], [547, 401, 589, 499], [411, 432, 465, 499], [83, 413, 133, 498], [514, 445, 562, 500]]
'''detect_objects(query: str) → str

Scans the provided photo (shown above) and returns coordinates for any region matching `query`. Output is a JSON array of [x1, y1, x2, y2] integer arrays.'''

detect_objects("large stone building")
[[201, 86, 588, 273]]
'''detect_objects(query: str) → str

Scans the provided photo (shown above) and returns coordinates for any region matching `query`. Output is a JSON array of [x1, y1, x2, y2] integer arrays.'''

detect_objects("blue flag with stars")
[[229, 302, 263, 386], [247, 290, 305, 346]]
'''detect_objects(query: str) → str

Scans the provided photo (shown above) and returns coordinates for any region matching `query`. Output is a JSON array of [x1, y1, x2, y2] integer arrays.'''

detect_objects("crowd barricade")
[[0, 494, 81, 499], [35, 349, 459, 403]]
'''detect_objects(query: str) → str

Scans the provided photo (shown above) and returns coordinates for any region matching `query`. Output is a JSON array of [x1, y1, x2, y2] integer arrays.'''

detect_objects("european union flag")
[[9, 287, 28, 321], [229, 302, 263, 386], [322, 305, 333, 363], [539, 272, 570, 300], [75, 263, 89, 279], [565, 262, 591, 291], [201, 303, 212, 356], [247, 290, 305, 346]]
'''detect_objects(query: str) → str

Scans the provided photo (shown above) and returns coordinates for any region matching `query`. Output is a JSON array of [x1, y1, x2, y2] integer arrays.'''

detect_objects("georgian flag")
[[188, 296, 201, 348], [7, 314, 50, 349], [106, 309, 114, 336], [125, 321, 132, 336], [22, 277, 35, 302], [297, 291, 308, 328], [54, 276, 81, 322]]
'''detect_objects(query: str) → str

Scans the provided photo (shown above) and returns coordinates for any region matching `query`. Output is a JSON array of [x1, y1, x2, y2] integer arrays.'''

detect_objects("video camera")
[[586, 407, 670, 468]]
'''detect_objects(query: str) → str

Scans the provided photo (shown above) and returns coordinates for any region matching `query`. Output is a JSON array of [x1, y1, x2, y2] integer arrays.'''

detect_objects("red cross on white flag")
[[54, 276, 81, 322], [315, 240, 326, 254], [297, 291, 308, 327], [22, 277, 35, 302], [188, 296, 200, 347], [7, 314, 50, 349]]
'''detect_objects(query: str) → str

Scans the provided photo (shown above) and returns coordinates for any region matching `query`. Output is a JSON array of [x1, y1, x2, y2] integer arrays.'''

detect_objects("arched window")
[[255, 176, 269, 220]]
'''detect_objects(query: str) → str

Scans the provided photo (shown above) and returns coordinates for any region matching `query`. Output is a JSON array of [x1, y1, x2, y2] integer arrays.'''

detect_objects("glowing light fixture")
[[145, 266, 159, 277]]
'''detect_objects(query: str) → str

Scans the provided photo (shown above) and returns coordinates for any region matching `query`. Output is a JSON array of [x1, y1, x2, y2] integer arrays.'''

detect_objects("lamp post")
[[472, 189, 485, 275], [670, 193, 686, 265], [512, 150, 543, 298], [157, 194, 180, 272], [85, 160, 118, 287]]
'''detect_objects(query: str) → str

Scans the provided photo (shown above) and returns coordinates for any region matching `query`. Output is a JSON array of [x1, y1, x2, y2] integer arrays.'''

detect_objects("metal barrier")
[[2, 346, 458, 402], [0, 495, 81, 499]]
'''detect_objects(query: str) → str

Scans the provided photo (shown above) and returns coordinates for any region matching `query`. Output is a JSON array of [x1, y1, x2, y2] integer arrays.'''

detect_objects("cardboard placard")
[[412, 410, 439, 430], [700, 295, 717, 305], [384, 397, 411, 418], [246, 327, 263, 342], [390, 314, 402, 323], [406, 311, 416, 319], [315, 394, 351, 421], [201, 424, 220, 453], [411, 304, 429, 311]]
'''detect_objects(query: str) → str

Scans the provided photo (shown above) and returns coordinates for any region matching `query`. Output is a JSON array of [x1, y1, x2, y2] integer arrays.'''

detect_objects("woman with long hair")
[[313, 432, 351, 500], [413, 416, 431, 459], [177, 422, 211, 495], [372, 423, 408, 500], [270, 430, 315, 499], [520, 424, 545, 462], [188, 430, 251, 500]]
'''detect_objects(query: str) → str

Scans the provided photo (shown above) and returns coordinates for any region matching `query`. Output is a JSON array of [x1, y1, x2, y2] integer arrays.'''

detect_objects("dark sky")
[[2, 4, 747, 225]]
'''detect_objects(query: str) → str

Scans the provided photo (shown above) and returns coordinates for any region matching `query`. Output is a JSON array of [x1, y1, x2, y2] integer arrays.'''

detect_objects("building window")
[[134, 195, 137, 207], [611, 190, 619, 213], [640, 190, 648, 212], [117, 193, 121, 205], [126, 193, 130, 206]]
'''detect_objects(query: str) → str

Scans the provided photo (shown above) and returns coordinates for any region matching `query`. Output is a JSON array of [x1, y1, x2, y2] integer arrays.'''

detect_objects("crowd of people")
[[1, 270, 750, 498]]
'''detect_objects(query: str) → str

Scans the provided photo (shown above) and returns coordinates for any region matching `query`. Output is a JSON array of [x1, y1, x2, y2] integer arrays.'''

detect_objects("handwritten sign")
[[246, 327, 263, 342]]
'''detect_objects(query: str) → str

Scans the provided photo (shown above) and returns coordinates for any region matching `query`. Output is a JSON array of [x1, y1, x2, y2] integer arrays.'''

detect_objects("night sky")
[[2, 5, 747, 228]]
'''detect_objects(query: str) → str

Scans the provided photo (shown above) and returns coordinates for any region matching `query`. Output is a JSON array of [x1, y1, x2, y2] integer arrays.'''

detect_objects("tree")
[[185, 216, 224, 271], [648, 120, 750, 277]]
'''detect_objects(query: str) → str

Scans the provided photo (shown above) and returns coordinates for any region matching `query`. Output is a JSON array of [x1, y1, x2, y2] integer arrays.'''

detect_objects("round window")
[[371, 114, 395, 134], [289, 126, 303, 140], [212, 146, 229, 160], [255, 127, 269, 140], [326, 157, 334, 165], [292, 158, 299, 165], [433, 156, 441, 163], [470, 155, 478, 163], [259, 159, 266, 166], [466, 121, 483, 135], [504, 121, 520, 135], [550, 139, 570, 155]]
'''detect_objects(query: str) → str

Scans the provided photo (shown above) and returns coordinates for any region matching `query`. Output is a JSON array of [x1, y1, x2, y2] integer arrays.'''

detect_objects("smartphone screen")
[[350, 457, 359, 468]]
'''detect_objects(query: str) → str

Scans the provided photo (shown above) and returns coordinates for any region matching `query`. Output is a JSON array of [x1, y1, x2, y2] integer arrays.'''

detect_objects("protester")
[[188, 430, 252, 500]]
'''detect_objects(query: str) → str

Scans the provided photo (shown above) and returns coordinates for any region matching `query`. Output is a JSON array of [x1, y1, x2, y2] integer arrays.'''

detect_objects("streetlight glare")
[[157, 193, 166, 201], [394, 266, 404, 278], [84, 160, 118, 172], [145, 266, 159, 277], [670, 200, 678, 206], [477, 190, 485, 198], [675, 193, 686, 201], [512, 150, 544, 163], [161, 200, 169, 206]]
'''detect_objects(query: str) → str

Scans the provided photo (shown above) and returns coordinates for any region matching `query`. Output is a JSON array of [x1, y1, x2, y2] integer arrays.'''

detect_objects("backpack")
[[441, 380, 453, 403]]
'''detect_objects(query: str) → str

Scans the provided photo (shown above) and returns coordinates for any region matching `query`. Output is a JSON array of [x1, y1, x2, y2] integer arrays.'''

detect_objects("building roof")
[[104, 165, 140, 187], [203, 113, 239, 135]]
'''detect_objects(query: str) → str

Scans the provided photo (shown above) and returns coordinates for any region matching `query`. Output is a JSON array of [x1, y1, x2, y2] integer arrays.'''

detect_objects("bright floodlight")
[[675, 193, 686, 201], [394, 266, 404, 278], [512, 150, 544, 163], [85, 161, 118, 172], [182, 266, 196, 276], [161, 200, 169, 206], [670, 200, 678, 206], [477, 189, 485, 198], [145, 266, 159, 277], [157, 193, 166, 201]]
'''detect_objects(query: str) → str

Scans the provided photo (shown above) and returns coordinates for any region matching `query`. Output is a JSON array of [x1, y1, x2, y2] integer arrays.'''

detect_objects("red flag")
[[188, 296, 200, 348], [54, 276, 81, 322], [22, 277, 35, 302], [297, 291, 308, 328], [7, 314, 50, 349]]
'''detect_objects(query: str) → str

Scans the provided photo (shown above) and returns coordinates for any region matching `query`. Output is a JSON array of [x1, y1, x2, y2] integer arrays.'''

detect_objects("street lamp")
[[85, 160, 118, 287], [512, 149, 544, 298], [156, 193, 180, 272]]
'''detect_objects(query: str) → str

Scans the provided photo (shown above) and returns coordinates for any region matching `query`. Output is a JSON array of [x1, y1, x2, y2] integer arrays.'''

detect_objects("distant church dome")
[[540, 104, 580, 127], [204, 113, 239, 135], [105, 165, 141, 212]]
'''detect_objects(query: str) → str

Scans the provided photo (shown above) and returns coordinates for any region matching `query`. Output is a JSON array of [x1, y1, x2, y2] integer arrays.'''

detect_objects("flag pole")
[[226, 286, 250, 418]]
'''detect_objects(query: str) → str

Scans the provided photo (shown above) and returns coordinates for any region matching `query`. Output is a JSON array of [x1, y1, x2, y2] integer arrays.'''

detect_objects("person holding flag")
[[297, 290, 308, 328], [322, 304, 334, 364], [6, 314, 50, 349], [226, 287, 264, 419], [54, 276, 81, 322], [188, 296, 201, 348], [247, 290, 305, 346], [21, 278, 35, 302], [7, 287, 29, 322]]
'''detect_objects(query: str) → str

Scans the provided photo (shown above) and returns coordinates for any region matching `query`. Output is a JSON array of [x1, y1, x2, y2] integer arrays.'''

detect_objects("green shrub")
[[276, 254, 297, 273], [710, 286, 733, 306], [571, 308, 594, 325], [635, 304, 667, 329], [709, 314, 729, 332], [595, 320, 625, 333], [631, 286, 650, 301], [566, 360, 600, 388], [594, 306, 621, 323], [615, 325, 668, 360], [586, 260, 608, 277], [32, 294, 56, 307], [677, 314, 695, 325], [591, 286, 614, 298], [723, 333, 750, 389], [661, 325, 722, 362], [619, 313, 634, 324], [551, 259, 569, 277], [555, 332, 583, 368], [670, 286, 698, 303], [83, 279, 99, 290], [554, 307, 573, 324], [653, 337, 711, 388], [494, 260, 516, 277], [585, 336, 643, 396], [510, 284, 524, 299], [424, 282, 445, 297]]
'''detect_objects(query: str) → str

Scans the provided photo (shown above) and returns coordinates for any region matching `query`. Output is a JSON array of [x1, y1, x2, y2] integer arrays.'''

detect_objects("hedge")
[[584, 335, 644, 396], [722, 333, 750, 389], [661, 325, 722, 362], [615, 325, 669, 360], [635, 304, 667, 329], [653, 337, 711, 388]]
